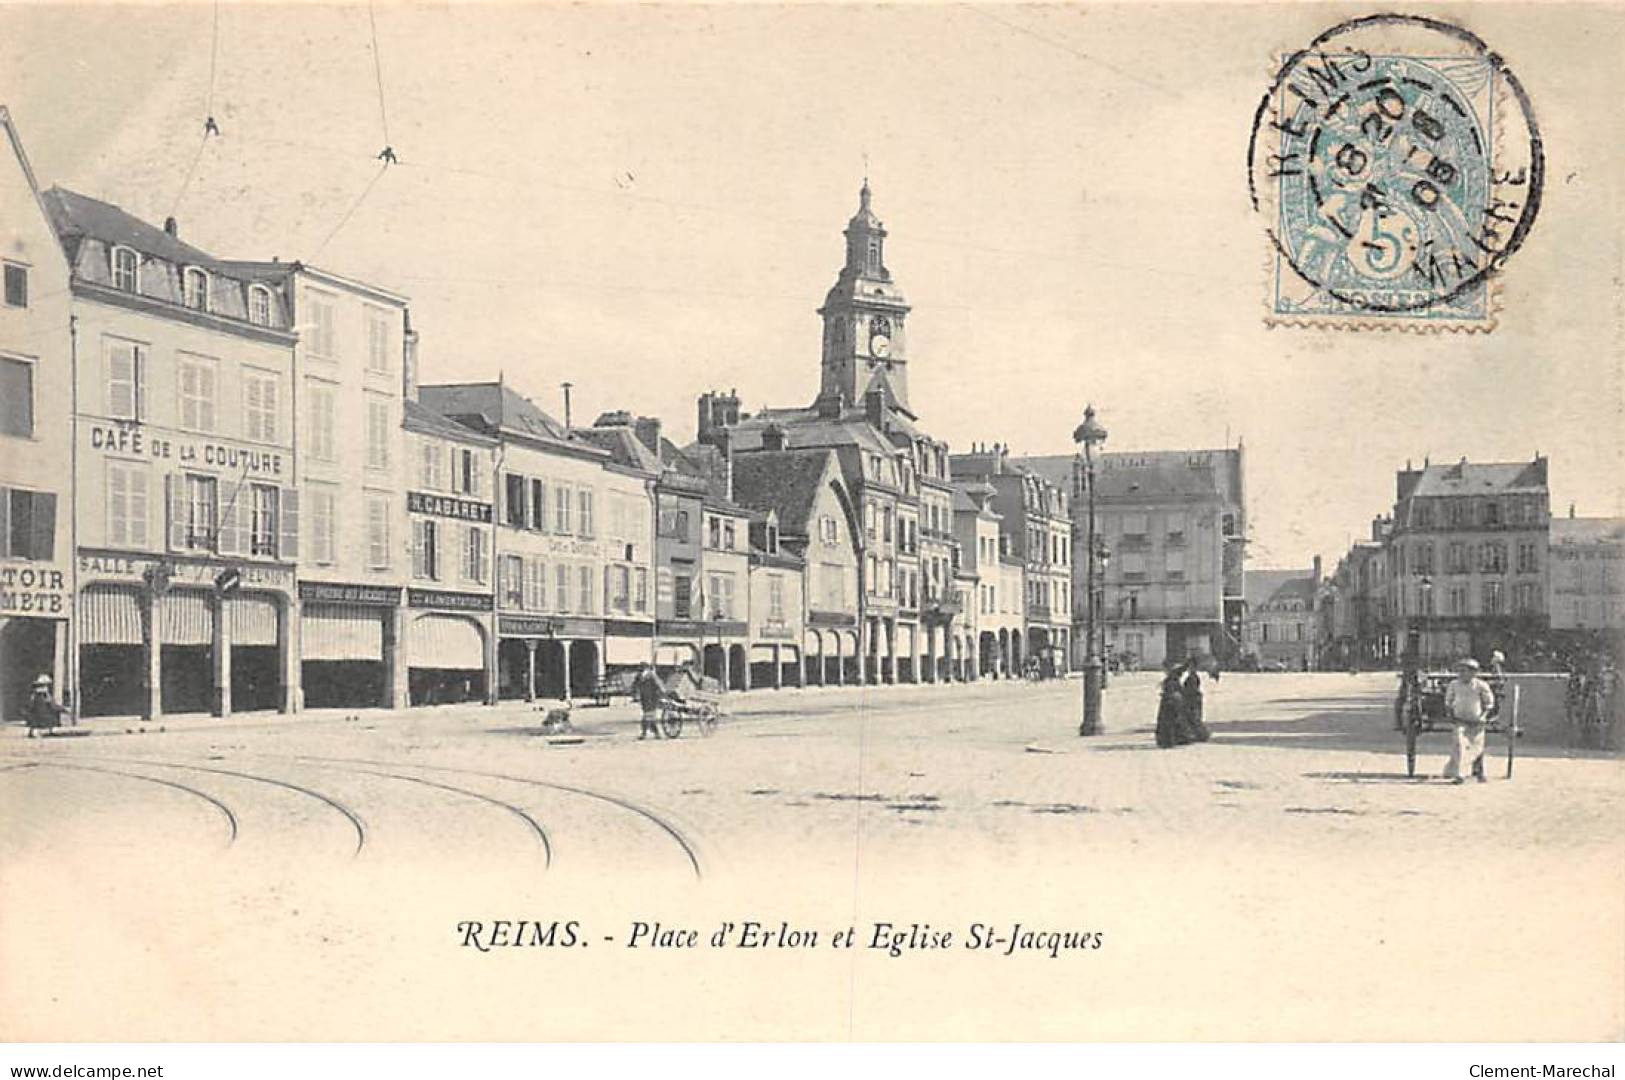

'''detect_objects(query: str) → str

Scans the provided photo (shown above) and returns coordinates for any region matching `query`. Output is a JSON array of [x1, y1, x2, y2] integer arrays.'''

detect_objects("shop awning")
[[408, 613, 485, 670], [80, 586, 142, 646], [228, 595, 279, 647], [605, 634, 651, 667], [302, 604, 383, 662], [160, 590, 213, 647]]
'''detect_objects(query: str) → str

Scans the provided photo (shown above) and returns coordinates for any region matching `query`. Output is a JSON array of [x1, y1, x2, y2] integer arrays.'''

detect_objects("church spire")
[[819, 179, 912, 413]]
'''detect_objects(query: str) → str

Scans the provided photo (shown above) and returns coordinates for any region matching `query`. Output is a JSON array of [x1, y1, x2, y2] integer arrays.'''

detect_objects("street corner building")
[[0, 108, 72, 724]]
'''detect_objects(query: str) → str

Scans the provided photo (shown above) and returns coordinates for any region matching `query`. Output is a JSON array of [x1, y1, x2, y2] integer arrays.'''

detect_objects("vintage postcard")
[[0, 1, 1620, 1051]]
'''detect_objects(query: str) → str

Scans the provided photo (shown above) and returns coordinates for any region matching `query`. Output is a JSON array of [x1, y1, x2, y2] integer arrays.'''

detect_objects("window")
[[1479, 542, 1506, 574], [365, 396, 389, 468], [528, 559, 547, 610], [307, 292, 336, 358], [0, 487, 56, 559], [1165, 549, 1185, 577], [673, 574, 691, 619], [1413, 501, 1433, 528], [530, 479, 547, 531], [301, 383, 336, 462], [556, 564, 572, 612], [1448, 586, 1468, 616], [882, 507, 893, 543], [554, 484, 572, 535], [634, 567, 648, 612], [1166, 514, 1186, 540], [1482, 500, 1502, 527], [106, 339, 146, 420], [502, 554, 524, 608], [463, 526, 487, 584], [455, 449, 483, 497], [367, 495, 391, 569], [185, 474, 217, 551], [3, 263, 27, 308], [578, 488, 595, 538], [768, 575, 785, 624], [708, 516, 721, 548], [722, 519, 735, 550], [865, 504, 876, 540], [182, 267, 208, 312], [307, 486, 336, 565], [177, 355, 216, 433], [610, 565, 631, 613], [247, 484, 279, 557], [1447, 542, 1467, 575], [505, 474, 528, 527], [1414, 542, 1434, 575], [707, 572, 734, 618], [1517, 542, 1539, 574], [1122, 512, 1148, 537], [1122, 551, 1147, 578], [420, 440, 443, 489], [820, 514, 838, 545], [365, 306, 390, 373], [578, 565, 593, 615], [248, 286, 272, 327], [106, 464, 149, 547], [1513, 582, 1539, 614], [413, 518, 439, 580], [1482, 580, 1503, 615], [658, 506, 689, 540], [0, 357, 33, 437], [244, 370, 279, 442], [112, 246, 138, 292]]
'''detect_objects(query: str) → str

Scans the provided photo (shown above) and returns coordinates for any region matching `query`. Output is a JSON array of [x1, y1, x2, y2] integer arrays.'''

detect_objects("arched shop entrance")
[[407, 612, 488, 706]]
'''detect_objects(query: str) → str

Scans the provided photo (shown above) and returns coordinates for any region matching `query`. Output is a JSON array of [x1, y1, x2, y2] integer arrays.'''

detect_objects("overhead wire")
[[169, 0, 222, 218]]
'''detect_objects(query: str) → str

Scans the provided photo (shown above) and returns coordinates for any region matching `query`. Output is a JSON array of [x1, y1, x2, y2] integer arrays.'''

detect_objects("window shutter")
[[108, 347, 133, 418], [280, 487, 300, 561], [217, 490, 241, 556], [167, 474, 186, 551], [0, 488, 9, 558]]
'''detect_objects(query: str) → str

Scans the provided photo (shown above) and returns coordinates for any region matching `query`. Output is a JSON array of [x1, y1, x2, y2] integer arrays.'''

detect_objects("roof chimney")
[[633, 416, 662, 455], [401, 310, 419, 403], [163, 216, 178, 237]]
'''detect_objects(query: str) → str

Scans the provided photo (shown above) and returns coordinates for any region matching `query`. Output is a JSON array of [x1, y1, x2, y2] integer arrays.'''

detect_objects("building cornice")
[[72, 279, 297, 347]]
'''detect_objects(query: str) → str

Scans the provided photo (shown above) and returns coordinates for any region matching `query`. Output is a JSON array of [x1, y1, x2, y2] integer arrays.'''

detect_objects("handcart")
[[1397, 671, 1520, 778]]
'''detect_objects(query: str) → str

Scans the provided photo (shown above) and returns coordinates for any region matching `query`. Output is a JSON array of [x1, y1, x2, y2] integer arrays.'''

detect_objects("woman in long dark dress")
[[1181, 660, 1212, 742], [1155, 666, 1190, 748]]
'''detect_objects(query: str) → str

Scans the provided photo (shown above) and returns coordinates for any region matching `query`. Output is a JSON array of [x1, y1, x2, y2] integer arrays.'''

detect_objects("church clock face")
[[869, 315, 892, 358]]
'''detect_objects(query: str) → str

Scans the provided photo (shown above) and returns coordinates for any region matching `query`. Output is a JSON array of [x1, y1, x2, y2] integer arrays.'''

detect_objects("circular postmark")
[[1248, 14, 1544, 325]]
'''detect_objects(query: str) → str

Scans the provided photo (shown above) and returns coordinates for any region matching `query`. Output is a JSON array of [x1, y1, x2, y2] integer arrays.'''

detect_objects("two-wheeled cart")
[[1398, 671, 1520, 778], [658, 689, 722, 739]]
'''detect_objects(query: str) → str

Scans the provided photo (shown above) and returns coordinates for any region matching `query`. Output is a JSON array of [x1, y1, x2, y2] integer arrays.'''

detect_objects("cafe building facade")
[[47, 187, 300, 719]]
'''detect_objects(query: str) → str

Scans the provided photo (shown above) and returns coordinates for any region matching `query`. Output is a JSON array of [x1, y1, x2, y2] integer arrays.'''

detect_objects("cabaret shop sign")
[[88, 424, 284, 475]]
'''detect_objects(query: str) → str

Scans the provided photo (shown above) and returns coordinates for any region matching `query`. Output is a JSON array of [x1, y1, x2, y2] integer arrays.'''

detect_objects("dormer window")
[[249, 285, 272, 327], [111, 246, 139, 292], [183, 267, 209, 311]]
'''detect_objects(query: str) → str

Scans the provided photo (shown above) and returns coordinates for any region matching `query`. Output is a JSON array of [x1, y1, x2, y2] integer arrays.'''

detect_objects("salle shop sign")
[[0, 561, 68, 617], [88, 424, 284, 475], [78, 553, 294, 592]]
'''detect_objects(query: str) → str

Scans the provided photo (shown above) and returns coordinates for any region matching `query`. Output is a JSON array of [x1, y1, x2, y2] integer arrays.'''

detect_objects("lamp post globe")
[[1074, 405, 1107, 736]]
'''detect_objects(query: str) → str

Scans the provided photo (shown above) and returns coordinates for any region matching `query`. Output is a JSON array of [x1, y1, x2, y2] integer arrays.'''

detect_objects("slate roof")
[[403, 398, 495, 444], [1407, 459, 1548, 497], [723, 410, 895, 456], [575, 422, 661, 473], [730, 450, 836, 536], [419, 382, 570, 443], [1245, 569, 1314, 610], [1550, 517, 1625, 546], [43, 186, 218, 268]]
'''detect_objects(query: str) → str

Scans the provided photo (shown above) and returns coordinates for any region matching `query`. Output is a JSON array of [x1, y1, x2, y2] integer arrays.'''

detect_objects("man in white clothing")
[[1443, 657, 1496, 784]]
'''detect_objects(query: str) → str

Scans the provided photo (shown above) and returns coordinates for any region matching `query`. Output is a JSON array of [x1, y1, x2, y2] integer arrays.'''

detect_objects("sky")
[[2, 3, 1619, 569]]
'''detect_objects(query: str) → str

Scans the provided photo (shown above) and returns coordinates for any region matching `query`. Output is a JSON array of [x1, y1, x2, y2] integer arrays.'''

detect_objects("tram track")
[[291, 759, 553, 867], [24, 754, 368, 858], [14, 761, 240, 847], [295, 754, 705, 881]]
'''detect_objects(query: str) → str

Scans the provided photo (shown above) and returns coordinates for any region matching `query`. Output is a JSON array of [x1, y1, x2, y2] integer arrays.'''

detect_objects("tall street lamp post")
[[1074, 404, 1107, 735]]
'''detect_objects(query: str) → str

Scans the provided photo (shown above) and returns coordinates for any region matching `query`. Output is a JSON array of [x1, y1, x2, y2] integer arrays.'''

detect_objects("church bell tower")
[[817, 180, 912, 412]]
